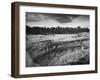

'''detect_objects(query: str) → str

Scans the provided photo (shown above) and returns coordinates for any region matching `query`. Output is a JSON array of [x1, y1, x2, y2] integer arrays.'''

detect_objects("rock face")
[[26, 33, 89, 67]]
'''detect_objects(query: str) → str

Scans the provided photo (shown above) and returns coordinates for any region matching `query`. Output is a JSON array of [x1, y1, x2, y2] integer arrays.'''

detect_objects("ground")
[[26, 32, 90, 67]]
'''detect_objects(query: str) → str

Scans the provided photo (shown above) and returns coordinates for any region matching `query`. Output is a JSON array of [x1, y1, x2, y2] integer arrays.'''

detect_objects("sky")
[[26, 12, 90, 28]]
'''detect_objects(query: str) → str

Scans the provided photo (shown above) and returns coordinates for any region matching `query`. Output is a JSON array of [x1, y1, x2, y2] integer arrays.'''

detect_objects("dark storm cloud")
[[26, 12, 87, 23], [46, 14, 73, 23], [56, 17, 72, 23], [45, 14, 80, 23]]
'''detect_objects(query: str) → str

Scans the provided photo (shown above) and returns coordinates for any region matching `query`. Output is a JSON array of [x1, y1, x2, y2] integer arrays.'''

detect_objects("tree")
[[26, 25, 89, 35]]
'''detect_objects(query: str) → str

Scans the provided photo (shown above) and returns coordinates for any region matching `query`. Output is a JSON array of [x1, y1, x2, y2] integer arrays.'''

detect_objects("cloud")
[[46, 14, 72, 23], [26, 12, 88, 24], [42, 14, 79, 23], [26, 13, 43, 22], [55, 16, 73, 23]]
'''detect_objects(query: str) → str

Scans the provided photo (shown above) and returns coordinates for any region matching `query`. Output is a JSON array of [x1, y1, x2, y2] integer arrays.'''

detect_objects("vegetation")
[[26, 25, 89, 35]]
